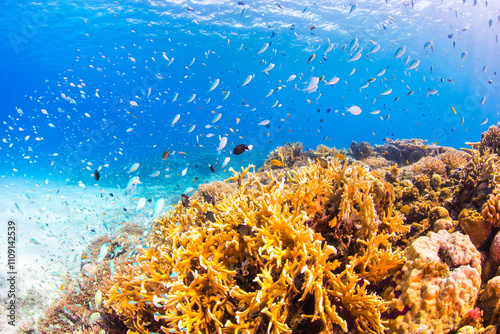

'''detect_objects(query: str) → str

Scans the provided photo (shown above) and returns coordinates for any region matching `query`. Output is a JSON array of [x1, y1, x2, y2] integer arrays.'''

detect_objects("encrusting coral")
[[103, 159, 410, 334], [373, 138, 450, 165], [389, 230, 482, 334]]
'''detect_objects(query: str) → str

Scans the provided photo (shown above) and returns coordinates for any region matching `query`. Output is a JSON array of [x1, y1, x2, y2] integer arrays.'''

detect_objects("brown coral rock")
[[413, 174, 430, 192], [192, 180, 236, 204], [362, 156, 392, 171], [429, 206, 450, 225], [389, 230, 481, 334], [409, 156, 447, 178], [436, 150, 468, 175], [350, 141, 372, 159], [478, 276, 500, 325], [459, 209, 492, 249], [260, 142, 306, 171], [433, 218, 453, 232], [480, 123, 500, 155]]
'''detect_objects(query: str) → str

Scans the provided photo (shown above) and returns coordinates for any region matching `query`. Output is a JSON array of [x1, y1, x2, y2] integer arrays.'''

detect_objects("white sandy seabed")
[[0, 176, 170, 333]]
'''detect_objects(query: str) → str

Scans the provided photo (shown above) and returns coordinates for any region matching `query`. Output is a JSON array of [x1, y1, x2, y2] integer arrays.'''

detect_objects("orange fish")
[[270, 159, 283, 167]]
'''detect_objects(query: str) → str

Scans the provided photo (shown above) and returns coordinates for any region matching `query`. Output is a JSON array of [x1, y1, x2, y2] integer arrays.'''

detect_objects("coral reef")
[[451, 147, 500, 215], [37, 222, 145, 334], [477, 276, 500, 325], [489, 231, 500, 264], [191, 180, 236, 204], [361, 156, 393, 171], [104, 160, 410, 334], [480, 123, 500, 155], [481, 194, 500, 227], [260, 142, 308, 171], [389, 230, 482, 334], [408, 156, 447, 178], [350, 141, 372, 159], [373, 138, 451, 165], [314, 144, 339, 157], [37, 128, 500, 333], [459, 209, 492, 249]]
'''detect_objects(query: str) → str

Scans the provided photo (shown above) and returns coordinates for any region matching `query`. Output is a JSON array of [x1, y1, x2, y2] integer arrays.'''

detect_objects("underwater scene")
[[1, 0, 500, 333]]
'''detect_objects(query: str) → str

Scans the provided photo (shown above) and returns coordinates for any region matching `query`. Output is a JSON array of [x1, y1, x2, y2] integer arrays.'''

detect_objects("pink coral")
[[490, 231, 500, 264], [389, 230, 481, 333]]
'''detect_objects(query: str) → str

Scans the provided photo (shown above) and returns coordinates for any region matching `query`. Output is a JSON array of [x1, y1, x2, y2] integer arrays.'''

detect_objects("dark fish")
[[205, 211, 216, 222], [238, 1, 245, 5], [94, 170, 100, 181], [318, 158, 328, 168], [203, 194, 216, 206], [181, 194, 190, 208], [237, 224, 252, 236], [209, 164, 215, 172], [162, 149, 170, 160], [307, 54, 315, 64], [233, 144, 249, 155]]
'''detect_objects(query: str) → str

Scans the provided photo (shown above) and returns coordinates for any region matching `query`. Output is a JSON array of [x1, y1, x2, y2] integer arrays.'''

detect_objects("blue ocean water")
[[0, 0, 499, 184]]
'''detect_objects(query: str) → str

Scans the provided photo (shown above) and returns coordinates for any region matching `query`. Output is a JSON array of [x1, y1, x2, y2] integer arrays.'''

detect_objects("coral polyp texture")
[[481, 193, 500, 227], [389, 230, 481, 334], [104, 159, 410, 334]]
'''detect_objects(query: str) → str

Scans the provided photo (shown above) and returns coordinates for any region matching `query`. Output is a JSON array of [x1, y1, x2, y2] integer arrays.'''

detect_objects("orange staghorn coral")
[[104, 160, 409, 334]]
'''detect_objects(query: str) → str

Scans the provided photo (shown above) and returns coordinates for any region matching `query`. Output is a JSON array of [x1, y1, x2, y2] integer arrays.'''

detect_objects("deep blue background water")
[[1, 0, 499, 188]]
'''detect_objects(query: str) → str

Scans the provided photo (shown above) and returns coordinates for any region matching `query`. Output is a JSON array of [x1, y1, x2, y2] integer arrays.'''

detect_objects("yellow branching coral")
[[104, 160, 409, 334]]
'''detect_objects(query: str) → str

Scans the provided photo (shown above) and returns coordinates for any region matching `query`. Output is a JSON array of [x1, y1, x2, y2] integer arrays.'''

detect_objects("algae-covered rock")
[[433, 218, 453, 232], [478, 276, 500, 325], [459, 208, 492, 249], [457, 325, 476, 334], [429, 206, 450, 224], [389, 230, 481, 334], [431, 173, 442, 189]]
